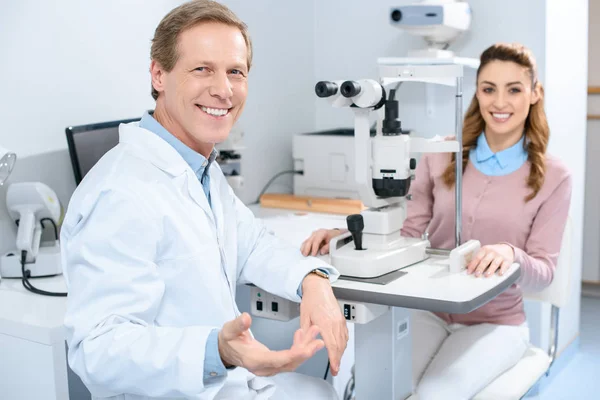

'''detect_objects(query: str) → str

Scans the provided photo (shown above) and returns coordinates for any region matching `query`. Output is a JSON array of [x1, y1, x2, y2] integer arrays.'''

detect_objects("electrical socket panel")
[[250, 286, 300, 322]]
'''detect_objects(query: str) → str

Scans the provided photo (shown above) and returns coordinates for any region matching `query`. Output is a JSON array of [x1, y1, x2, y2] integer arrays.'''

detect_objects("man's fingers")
[[319, 325, 343, 376], [254, 338, 322, 372], [305, 338, 325, 358], [246, 349, 294, 372], [311, 233, 326, 256], [289, 336, 325, 370], [293, 328, 304, 345], [330, 321, 348, 375], [222, 312, 251, 341], [254, 339, 324, 376], [300, 240, 309, 256], [294, 325, 320, 348], [302, 231, 324, 257]]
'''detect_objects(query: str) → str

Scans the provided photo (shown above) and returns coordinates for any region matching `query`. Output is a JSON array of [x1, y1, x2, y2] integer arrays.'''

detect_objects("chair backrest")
[[524, 216, 572, 308]]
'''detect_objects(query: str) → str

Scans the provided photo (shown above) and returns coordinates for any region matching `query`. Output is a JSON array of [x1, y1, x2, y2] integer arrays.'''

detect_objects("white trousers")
[[412, 310, 529, 400]]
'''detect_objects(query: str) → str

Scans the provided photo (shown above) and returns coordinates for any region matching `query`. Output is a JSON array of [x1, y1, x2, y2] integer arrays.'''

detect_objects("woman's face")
[[476, 60, 540, 139]]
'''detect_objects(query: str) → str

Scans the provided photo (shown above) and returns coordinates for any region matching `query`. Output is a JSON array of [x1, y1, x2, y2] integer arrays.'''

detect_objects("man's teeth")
[[492, 113, 510, 119], [200, 106, 228, 116]]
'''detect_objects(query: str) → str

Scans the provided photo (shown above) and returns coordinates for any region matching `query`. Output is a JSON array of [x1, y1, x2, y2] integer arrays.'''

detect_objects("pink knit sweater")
[[401, 152, 572, 326]]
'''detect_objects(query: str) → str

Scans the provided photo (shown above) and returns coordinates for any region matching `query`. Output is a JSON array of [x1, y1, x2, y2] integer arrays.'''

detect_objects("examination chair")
[[343, 216, 573, 400], [474, 216, 572, 399]]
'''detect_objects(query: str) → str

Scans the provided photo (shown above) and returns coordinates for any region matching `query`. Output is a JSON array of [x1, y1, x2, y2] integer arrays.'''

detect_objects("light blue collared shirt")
[[140, 112, 217, 205], [469, 133, 528, 176], [139, 112, 226, 385]]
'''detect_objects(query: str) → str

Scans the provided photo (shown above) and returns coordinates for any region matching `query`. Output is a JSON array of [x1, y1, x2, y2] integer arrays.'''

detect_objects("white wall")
[[0, 0, 178, 159], [544, 0, 588, 352]]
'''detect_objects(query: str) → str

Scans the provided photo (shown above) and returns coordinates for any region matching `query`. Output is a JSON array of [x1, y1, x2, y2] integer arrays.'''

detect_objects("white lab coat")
[[61, 122, 339, 400]]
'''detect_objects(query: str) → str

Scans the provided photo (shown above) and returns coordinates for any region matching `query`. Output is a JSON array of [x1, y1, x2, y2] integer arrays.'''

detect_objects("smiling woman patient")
[[301, 43, 572, 400]]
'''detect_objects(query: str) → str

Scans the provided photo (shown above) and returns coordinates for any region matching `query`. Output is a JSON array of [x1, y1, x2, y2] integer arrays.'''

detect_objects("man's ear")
[[150, 60, 166, 95]]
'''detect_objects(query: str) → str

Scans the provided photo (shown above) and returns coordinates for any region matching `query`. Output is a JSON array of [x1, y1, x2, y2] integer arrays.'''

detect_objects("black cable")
[[324, 360, 330, 380], [40, 218, 59, 240], [251, 170, 303, 204], [17, 217, 68, 297]]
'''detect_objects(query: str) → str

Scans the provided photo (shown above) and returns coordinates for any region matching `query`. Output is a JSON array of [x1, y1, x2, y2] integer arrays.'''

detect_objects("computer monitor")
[[65, 113, 152, 185]]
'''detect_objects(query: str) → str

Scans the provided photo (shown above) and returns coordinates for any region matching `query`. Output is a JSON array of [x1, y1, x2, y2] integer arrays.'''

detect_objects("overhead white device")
[[0, 182, 63, 279], [315, 59, 469, 279], [390, 0, 472, 58]]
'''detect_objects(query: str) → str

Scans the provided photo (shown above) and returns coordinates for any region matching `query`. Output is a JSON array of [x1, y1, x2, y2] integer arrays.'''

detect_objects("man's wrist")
[[217, 330, 235, 369], [302, 269, 330, 291]]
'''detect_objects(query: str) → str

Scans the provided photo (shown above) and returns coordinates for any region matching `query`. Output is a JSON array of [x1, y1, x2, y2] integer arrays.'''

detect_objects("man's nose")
[[209, 72, 233, 100]]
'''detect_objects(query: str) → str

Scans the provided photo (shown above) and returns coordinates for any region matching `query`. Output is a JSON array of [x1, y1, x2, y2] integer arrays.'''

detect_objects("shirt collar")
[[139, 111, 217, 175], [475, 132, 526, 169]]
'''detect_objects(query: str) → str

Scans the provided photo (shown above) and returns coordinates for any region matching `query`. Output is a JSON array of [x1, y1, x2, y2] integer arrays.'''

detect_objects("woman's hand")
[[467, 244, 515, 277], [300, 229, 344, 257]]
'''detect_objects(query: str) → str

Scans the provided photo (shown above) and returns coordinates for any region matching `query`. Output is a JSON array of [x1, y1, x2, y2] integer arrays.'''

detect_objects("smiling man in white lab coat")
[[60, 1, 347, 399]]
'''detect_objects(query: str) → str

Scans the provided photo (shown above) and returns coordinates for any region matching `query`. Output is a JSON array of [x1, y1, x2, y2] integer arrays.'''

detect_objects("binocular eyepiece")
[[340, 81, 361, 98], [315, 80, 363, 98], [315, 81, 338, 98]]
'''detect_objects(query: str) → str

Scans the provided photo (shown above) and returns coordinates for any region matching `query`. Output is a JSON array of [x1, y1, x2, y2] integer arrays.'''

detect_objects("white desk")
[[0, 276, 69, 400], [251, 206, 521, 400]]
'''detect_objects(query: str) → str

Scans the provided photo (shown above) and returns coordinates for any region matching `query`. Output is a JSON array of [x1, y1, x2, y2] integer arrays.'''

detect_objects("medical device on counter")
[[0, 182, 67, 297], [315, 59, 480, 279]]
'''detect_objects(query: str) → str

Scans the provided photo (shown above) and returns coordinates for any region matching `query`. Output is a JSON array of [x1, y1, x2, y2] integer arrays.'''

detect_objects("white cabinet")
[[0, 277, 71, 400], [0, 332, 68, 400]]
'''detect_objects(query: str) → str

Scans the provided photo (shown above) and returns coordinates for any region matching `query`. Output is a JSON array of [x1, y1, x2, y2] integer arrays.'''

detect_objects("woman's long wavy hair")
[[442, 43, 549, 202]]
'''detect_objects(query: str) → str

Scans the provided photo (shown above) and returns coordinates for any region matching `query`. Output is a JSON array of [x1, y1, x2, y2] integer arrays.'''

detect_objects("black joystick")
[[346, 214, 364, 250]]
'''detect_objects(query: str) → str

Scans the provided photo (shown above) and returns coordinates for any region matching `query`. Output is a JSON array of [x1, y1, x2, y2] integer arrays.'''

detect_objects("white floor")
[[531, 295, 600, 400]]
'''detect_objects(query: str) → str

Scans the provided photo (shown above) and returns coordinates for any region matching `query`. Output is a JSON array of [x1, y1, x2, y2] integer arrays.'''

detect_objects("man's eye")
[[230, 69, 244, 76], [195, 67, 206, 72]]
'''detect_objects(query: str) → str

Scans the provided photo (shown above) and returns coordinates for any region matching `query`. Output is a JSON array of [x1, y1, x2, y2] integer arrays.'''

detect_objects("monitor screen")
[[65, 114, 151, 184]]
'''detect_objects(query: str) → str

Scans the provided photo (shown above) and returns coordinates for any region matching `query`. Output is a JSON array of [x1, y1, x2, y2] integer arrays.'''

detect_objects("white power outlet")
[[338, 300, 390, 324], [250, 286, 300, 322]]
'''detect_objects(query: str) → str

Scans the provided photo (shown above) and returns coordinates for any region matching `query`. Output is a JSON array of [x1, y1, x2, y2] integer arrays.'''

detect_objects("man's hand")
[[218, 313, 324, 376], [300, 274, 348, 376], [301, 229, 344, 257], [467, 244, 515, 277]]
